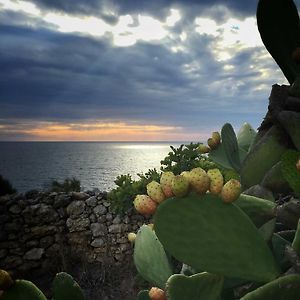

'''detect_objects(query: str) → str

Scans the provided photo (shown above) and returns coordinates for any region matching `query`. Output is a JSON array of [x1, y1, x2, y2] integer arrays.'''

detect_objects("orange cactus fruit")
[[133, 195, 158, 216], [149, 287, 166, 300]]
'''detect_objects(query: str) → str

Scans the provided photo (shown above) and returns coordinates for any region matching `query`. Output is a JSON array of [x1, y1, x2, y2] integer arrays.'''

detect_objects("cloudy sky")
[[0, 0, 296, 141]]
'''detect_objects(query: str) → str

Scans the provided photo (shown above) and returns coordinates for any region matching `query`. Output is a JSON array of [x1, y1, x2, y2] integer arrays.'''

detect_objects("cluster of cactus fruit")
[[133, 165, 242, 217], [0, 270, 84, 300]]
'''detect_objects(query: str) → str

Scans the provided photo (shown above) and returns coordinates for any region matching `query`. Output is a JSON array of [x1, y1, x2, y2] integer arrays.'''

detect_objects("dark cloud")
[[1, 0, 291, 141], [26, 0, 257, 19]]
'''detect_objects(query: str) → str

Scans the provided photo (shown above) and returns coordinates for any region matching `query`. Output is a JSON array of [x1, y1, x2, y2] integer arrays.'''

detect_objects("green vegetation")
[[48, 177, 81, 193], [107, 169, 160, 213], [0, 175, 16, 196], [107, 144, 217, 213], [0, 271, 84, 300]]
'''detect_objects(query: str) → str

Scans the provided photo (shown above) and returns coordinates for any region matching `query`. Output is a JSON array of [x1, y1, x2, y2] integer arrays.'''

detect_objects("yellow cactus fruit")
[[296, 158, 300, 171], [127, 232, 137, 243], [211, 131, 221, 145], [0, 270, 13, 291], [198, 144, 210, 154], [207, 137, 218, 150], [147, 181, 166, 203], [147, 223, 154, 230], [189, 168, 210, 194], [207, 168, 224, 195], [221, 179, 242, 203]]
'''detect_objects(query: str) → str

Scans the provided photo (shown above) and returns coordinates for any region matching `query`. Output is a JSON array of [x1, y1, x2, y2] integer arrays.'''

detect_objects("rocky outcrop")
[[0, 190, 150, 275]]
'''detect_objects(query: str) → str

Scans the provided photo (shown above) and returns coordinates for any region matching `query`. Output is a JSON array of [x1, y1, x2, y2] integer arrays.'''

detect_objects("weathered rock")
[[67, 201, 86, 217], [40, 236, 54, 248], [66, 217, 90, 232], [93, 205, 107, 217], [24, 248, 44, 260], [91, 223, 107, 237], [9, 205, 21, 214], [72, 192, 89, 200], [91, 238, 105, 248], [86, 196, 97, 207], [54, 194, 72, 208], [108, 224, 123, 234]]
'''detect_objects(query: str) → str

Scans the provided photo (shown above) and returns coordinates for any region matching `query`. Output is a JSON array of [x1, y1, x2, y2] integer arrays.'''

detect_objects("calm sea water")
[[0, 142, 185, 192]]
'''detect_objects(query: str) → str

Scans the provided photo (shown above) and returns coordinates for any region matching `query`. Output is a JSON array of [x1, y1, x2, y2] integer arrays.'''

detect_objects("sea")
[[0, 142, 187, 193]]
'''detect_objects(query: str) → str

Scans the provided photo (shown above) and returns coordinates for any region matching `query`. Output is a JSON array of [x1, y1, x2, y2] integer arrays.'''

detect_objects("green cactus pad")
[[240, 126, 288, 189], [240, 274, 300, 300], [281, 150, 300, 197], [209, 143, 247, 171], [221, 123, 242, 172], [166, 272, 223, 300], [53, 272, 85, 300], [292, 218, 300, 255], [154, 194, 280, 282], [272, 233, 291, 271], [257, 0, 300, 84], [134, 225, 173, 289], [237, 123, 257, 152], [2, 280, 47, 300], [259, 219, 276, 241], [278, 111, 300, 150], [234, 194, 276, 227], [137, 290, 150, 300], [261, 161, 291, 194]]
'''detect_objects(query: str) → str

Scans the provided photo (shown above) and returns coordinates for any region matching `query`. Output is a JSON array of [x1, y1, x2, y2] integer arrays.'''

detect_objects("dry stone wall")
[[0, 189, 150, 276]]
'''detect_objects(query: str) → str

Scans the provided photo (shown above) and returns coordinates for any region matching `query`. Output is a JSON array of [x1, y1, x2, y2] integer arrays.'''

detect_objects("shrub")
[[0, 175, 16, 196], [49, 177, 81, 193]]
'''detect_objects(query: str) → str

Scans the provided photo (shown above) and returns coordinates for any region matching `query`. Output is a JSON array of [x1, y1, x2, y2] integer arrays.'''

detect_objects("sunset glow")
[[0, 121, 191, 141]]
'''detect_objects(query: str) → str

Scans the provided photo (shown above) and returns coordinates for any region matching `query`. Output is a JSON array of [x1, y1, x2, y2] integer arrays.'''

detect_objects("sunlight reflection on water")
[[0, 142, 185, 192]]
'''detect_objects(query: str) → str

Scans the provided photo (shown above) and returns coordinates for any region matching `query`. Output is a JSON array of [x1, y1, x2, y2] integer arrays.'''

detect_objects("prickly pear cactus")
[[134, 225, 173, 288], [137, 290, 151, 300], [154, 194, 279, 282], [1, 280, 47, 300], [240, 274, 300, 299], [281, 149, 300, 197], [53, 272, 85, 300], [166, 272, 223, 300]]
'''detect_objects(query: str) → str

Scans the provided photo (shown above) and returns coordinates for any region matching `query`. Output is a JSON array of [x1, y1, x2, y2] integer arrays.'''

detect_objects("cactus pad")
[[154, 194, 279, 282], [2, 280, 47, 300], [278, 111, 300, 151], [137, 290, 150, 300], [237, 122, 257, 152], [281, 150, 300, 197], [134, 225, 173, 289], [240, 274, 300, 300], [221, 123, 242, 172], [234, 194, 276, 227], [53, 272, 84, 300], [240, 126, 287, 189], [166, 272, 223, 300]]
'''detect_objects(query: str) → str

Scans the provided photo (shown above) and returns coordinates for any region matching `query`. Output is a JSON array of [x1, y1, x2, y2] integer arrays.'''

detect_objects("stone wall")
[[0, 189, 150, 276]]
